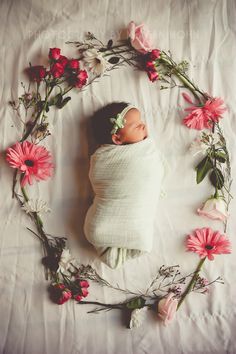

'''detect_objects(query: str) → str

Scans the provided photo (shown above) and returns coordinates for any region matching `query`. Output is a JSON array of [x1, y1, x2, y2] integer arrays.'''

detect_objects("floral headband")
[[109, 105, 136, 135]]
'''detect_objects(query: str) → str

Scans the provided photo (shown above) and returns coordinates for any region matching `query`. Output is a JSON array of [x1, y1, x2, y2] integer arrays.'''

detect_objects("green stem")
[[79, 300, 123, 310], [104, 49, 133, 57], [62, 86, 74, 96], [21, 185, 29, 202], [21, 183, 44, 228], [160, 52, 207, 103], [177, 257, 206, 310]]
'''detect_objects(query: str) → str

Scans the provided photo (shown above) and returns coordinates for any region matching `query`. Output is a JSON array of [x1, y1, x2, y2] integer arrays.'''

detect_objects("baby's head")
[[91, 102, 148, 145]]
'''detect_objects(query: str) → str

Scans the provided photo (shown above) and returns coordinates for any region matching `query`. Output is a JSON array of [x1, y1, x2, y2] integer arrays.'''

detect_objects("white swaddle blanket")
[[84, 137, 166, 268]]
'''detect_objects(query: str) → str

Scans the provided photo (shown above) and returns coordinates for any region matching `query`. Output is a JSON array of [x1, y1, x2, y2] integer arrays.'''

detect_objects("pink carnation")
[[6, 141, 54, 187], [182, 94, 227, 130]]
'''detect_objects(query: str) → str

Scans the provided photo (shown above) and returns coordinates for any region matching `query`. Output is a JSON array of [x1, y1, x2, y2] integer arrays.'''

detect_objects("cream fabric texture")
[[84, 138, 165, 268], [0, 0, 236, 354]]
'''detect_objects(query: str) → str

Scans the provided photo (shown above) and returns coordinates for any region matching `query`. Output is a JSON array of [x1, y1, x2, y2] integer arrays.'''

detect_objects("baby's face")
[[114, 108, 148, 144]]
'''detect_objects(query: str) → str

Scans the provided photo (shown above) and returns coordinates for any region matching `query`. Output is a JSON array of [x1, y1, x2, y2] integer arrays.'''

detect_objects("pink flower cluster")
[[50, 279, 89, 305], [27, 47, 88, 89], [182, 93, 227, 130]]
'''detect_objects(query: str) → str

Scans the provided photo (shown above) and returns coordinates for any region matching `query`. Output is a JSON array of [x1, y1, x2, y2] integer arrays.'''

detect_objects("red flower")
[[73, 279, 90, 302], [57, 55, 68, 68], [149, 49, 161, 60], [67, 59, 80, 70], [74, 294, 82, 301], [71, 70, 88, 88], [145, 61, 156, 71], [6, 141, 54, 187], [50, 283, 72, 305], [51, 62, 65, 78], [186, 227, 231, 260], [27, 65, 46, 82], [81, 288, 89, 297], [49, 47, 61, 60], [79, 280, 89, 288], [147, 70, 159, 82]]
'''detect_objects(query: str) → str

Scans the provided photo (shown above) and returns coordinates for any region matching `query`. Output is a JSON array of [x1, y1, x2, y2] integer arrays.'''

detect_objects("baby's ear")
[[111, 134, 123, 145]]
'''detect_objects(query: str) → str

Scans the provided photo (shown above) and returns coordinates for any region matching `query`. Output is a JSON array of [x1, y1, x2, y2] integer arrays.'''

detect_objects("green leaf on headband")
[[108, 57, 120, 64], [126, 297, 145, 309], [195, 156, 212, 184], [210, 168, 224, 189]]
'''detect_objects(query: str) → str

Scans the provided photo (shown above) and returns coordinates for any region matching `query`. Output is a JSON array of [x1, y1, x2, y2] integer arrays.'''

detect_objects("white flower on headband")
[[110, 114, 126, 135]]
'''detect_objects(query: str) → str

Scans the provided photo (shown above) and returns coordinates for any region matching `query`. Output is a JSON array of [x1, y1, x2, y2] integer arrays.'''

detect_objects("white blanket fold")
[[84, 137, 166, 268]]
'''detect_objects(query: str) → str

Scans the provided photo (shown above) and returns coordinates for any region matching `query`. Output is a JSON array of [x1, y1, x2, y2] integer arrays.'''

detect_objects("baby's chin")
[[128, 134, 148, 144]]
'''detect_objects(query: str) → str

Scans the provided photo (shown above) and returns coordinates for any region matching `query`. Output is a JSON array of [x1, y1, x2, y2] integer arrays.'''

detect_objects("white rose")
[[197, 197, 229, 222]]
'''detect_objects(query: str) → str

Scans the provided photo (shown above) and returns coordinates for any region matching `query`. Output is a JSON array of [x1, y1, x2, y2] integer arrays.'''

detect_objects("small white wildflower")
[[189, 136, 208, 157], [129, 307, 147, 329], [83, 48, 109, 76], [22, 199, 51, 214], [57, 248, 76, 275]]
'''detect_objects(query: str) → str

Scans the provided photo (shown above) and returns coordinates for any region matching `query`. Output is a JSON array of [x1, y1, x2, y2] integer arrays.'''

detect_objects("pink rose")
[[49, 47, 61, 60], [197, 197, 229, 222], [127, 21, 154, 54], [147, 70, 159, 82], [50, 62, 64, 78], [157, 293, 178, 326]]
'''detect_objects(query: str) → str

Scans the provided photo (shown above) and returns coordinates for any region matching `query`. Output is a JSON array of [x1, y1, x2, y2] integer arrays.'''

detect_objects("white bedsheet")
[[0, 0, 236, 353]]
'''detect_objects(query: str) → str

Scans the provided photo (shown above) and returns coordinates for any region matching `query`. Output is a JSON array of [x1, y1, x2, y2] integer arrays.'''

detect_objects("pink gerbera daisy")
[[182, 93, 227, 130], [186, 227, 231, 260], [6, 141, 54, 187]]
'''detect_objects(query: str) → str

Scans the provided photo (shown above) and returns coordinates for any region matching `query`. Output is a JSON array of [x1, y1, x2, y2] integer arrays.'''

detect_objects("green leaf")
[[57, 96, 71, 109], [195, 156, 213, 184], [108, 57, 120, 64], [126, 297, 145, 309], [215, 151, 227, 163], [49, 93, 62, 106], [210, 168, 224, 189], [107, 39, 113, 49]]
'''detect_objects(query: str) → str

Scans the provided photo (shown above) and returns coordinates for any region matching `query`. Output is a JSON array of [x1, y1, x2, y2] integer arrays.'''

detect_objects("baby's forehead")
[[124, 108, 141, 122]]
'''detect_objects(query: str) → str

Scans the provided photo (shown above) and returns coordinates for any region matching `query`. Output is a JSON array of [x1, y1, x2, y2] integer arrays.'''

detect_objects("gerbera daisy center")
[[24, 159, 34, 167], [205, 244, 214, 250]]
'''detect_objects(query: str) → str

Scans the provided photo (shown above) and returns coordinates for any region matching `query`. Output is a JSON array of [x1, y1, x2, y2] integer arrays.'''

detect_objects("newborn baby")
[[84, 102, 166, 268]]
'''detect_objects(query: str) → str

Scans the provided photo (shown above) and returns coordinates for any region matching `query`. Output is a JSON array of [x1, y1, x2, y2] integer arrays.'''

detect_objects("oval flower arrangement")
[[4, 21, 232, 329]]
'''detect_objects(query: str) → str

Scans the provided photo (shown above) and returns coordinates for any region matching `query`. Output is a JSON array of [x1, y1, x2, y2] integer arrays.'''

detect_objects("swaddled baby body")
[[84, 102, 166, 268]]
